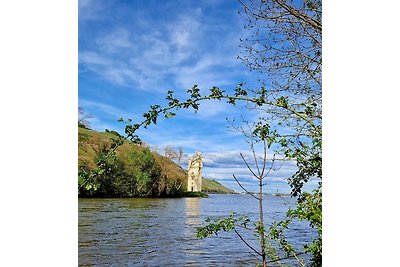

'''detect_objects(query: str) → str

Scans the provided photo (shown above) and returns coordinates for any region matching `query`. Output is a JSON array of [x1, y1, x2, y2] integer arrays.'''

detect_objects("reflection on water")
[[183, 197, 206, 260], [185, 197, 201, 226], [79, 195, 315, 266]]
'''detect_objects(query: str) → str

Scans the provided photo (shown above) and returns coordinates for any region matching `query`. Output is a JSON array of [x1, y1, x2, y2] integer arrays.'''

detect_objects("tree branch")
[[233, 174, 260, 200], [274, 0, 322, 33], [234, 229, 262, 257]]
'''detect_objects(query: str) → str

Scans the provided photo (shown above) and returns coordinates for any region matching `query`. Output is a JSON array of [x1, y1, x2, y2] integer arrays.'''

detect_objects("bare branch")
[[240, 152, 259, 179], [263, 154, 276, 179], [233, 174, 260, 200], [234, 229, 262, 257], [274, 0, 322, 33]]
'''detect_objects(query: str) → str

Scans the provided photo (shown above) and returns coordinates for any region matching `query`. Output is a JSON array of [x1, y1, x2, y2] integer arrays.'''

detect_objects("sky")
[[78, 0, 318, 193]]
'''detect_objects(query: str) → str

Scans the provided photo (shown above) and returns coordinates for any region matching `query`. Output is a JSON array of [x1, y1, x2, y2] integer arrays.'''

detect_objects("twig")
[[233, 174, 260, 200], [268, 252, 306, 264], [234, 229, 262, 257], [240, 153, 259, 179]]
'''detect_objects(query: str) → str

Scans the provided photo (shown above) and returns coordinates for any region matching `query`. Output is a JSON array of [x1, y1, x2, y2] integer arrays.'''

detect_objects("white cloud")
[[79, 51, 112, 66], [79, 0, 108, 21], [170, 27, 190, 49], [79, 99, 132, 119], [79, 50, 151, 88], [199, 150, 297, 187], [96, 28, 132, 51], [144, 134, 223, 153], [103, 67, 137, 86], [168, 14, 201, 51]]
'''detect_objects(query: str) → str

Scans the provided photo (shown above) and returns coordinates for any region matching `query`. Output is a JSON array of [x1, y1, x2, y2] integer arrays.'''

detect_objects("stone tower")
[[187, 151, 203, 192]]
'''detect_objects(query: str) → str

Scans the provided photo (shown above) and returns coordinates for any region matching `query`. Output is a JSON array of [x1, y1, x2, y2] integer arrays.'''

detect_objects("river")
[[79, 194, 315, 266]]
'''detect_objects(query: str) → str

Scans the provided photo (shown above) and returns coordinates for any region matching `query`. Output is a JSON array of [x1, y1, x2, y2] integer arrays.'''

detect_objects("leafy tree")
[[78, 137, 123, 197], [127, 148, 161, 196], [197, 121, 311, 267], [78, 165, 99, 196], [78, 138, 165, 197]]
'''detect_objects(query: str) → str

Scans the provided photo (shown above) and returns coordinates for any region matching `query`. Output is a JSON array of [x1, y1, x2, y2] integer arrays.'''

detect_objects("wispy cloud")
[[79, 0, 109, 21], [184, 149, 298, 193], [79, 99, 133, 120], [79, 1, 245, 91], [96, 28, 132, 52], [79, 51, 112, 66]]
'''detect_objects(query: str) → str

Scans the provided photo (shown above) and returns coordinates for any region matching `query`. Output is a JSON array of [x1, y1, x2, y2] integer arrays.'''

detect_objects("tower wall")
[[187, 152, 203, 192]]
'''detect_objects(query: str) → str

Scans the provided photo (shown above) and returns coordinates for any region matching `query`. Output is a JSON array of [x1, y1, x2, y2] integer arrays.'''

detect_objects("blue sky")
[[78, 0, 316, 193]]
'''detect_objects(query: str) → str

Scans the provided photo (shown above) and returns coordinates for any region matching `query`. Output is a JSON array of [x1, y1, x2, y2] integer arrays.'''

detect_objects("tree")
[[236, 2, 322, 264], [196, 120, 309, 267], [164, 145, 178, 161], [78, 136, 124, 197], [238, 0, 321, 96], [78, 106, 93, 129], [163, 145, 185, 166], [177, 147, 185, 165], [127, 148, 161, 196]]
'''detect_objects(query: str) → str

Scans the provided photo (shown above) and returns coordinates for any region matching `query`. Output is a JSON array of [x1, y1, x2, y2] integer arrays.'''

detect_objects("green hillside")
[[78, 126, 234, 197], [202, 179, 235, 194]]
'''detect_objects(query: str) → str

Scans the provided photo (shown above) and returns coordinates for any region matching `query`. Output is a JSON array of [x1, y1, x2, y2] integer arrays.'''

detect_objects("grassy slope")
[[202, 179, 235, 194], [78, 127, 234, 194]]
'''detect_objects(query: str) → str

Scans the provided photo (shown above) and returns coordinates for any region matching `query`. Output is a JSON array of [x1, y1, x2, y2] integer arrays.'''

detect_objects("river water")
[[79, 194, 315, 266]]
